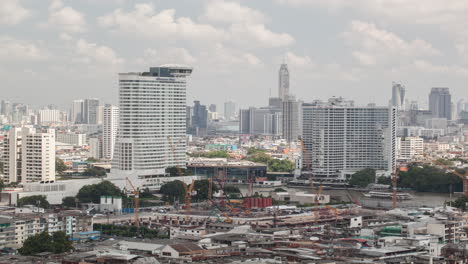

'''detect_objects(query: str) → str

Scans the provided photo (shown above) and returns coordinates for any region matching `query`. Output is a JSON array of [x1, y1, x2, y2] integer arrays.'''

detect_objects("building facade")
[[278, 63, 289, 101], [103, 104, 119, 160], [224, 101, 236, 121], [397, 136, 423, 161], [429, 88, 451, 120], [391, 82, 406, 110], [282, 96, 302, 142], [110, 65, 192, 189], [302, 98, 397, 182], [84, 98, 100, 125], [239, 107, 282, 136]]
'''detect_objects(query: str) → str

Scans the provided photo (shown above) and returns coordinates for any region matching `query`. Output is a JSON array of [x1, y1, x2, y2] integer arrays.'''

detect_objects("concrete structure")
[[83, 98, 100, 124], [397, 137, 423, 161], [391, 82, 406, 110], [88, 137, 102, 159], [103, 104, 119, 160], [429, 88, 452, 120], [271, 191, 330, 205], [2, 127, 55, 184], [224, 101, 236, 121], [302, 97, 397, 181], [278, 63, 289, 100], [190, 100, 208, 137], [38, 109, 62, 125], [110, 65, 192, 189], [282, 96, 301, 142], [56, 132, 87, 146], [239, 107, 282, 136], [71, 99, 84, 124]]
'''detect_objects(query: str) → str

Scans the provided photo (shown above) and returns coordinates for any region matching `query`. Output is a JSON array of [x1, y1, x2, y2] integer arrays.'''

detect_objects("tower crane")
[[300, 138, 314, 190], [183, 180, 196, 221], [125, 177, 140, 227]]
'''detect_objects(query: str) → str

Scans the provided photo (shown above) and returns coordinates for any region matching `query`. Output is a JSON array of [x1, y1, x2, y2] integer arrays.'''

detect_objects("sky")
[[2, 0, 468, 110]]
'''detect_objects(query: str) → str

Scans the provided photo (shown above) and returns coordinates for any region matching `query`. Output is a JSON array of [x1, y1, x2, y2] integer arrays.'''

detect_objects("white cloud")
[[410, 60, 468, 77], [0, 36, 48, 61], [201, 0, 266, 24], [285, 51, 313, 66], [230, 23, 294, 48], [201, 44, 263, 69], [47, 0, 86, 33], [98, 4, 223, 42], [75, 39, 124, 66], [136, 47, 196, 66], [343, 20, 440, 66], [0, 0, 31, 25]]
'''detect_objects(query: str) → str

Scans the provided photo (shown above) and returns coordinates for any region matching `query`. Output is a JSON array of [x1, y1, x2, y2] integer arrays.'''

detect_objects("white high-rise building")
[[224, 101, 237, 121], [84, 98, 100, 124], [278, 63, 289, 100], [38, 109, 62, 125], [2, 127, 55, 184], [71, 100, 84, 124], [302, 97, 397, 182], [391, 82, 406, 110], [110, 65, 193, 189], [103, 104, 119, 160]]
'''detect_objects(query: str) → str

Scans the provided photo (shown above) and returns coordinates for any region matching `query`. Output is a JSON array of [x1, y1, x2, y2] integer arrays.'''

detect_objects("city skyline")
[[2, 0, 468, 109]]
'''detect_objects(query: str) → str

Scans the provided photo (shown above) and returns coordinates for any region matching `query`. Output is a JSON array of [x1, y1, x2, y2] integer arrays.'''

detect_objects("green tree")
[[77, 181, 123, 203], [273, 187, 287, 192], [165, 167, 193, 176], [377, 176, 392, 185], [435, 159, 454, 166], [17, 195, 50, 209], [86, 157, 100, 162], [224, 185, 241, 194], [193, 179, 219, 201], [398, 164, 462, 193], [189, 151, 231, 158], [159, 180, 186, 204], [349, 168, 376, 187], [18, 231, 72, 255], [452, 196, 468, 211], [55, 158, 67, 175], [62, 196, 77, 208], [82, 167, 106, 177], [268, 159, 294, 172], [246, 151, 271, 164]]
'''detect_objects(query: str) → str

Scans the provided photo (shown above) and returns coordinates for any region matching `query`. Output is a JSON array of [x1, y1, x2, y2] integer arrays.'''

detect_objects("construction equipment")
[[313, 185, 324, 225], [392, 168, 400, 209], [183, 180, 196, 221], [125, 177, 140, 227]]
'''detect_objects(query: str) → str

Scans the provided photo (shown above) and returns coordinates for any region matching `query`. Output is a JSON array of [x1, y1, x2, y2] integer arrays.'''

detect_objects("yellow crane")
[[300, 138, 314, 190], [313, 185, 323, 225], [183, 180, 196, 221], [125, 177, 140, 227]]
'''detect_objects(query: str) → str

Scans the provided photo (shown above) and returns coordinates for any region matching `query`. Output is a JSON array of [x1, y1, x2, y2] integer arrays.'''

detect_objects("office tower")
[[208, 104, 217, 113], [429, 88, 452, 120], [391, 82, 406, 109], [97, 105, 104, 125], [103, 104, 119, 160], [302, 97, 396, 181], [278, 63, 289, 100], [282, 96, 302, 142], [397, 137, 423, 161], [56, 132, 87, 146], [1, 100, 11, 116], [88, 137, 102, 159], [269, 97, 282, 108], [186, 106, 193, 133], [239, 107, 282, 136], [2, 127, 55, 184], [457, 99, 465, 117], [191, 100, 208, 136], [110, 65, 192, 189], [38, 109, 62, 125], [84, 98, 100, 124], [71, 100, 84, 124], [224, 101, 236, 121]]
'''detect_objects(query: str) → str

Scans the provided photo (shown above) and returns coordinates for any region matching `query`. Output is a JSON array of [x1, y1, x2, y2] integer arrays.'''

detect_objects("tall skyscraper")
[[191, 100, 208, 136], [208, 104, 217, 113], [110, 65, 193, 189], [71, 100, 84, 124], [429, 88, 452, 120], [84, 98, 100, 124], [282, 96, 302, 142], [239, 107, 282, 136], [2, 127, 55, 184], [103, 104, 119, 160], [224, 101, 237, 120], [278, 63, 289, 100], [302, 97, 396, 181], [391, 82, 406, 109]]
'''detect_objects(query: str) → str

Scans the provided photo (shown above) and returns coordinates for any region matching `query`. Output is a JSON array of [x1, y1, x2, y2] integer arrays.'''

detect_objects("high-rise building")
[[83, 98, 100, 124], [110, 65, 193, 189], [397, 137, 423, 161], [38, 109, 62, 125], [2, 127, 55, 184], [191, 100, 208, 137], [278, 63, 289, 100], [239, 107, 282, 136], [103, 104, 119, 160], [429, 88, 452, 120], [71, 100, 84, 124], [391, 82, 406, 109], [224, 101, 236, 121], [302, 97, 397, 181], [1, 100, 11, 116], [208, 104, 217, 113], [282, 96, 302, 142]]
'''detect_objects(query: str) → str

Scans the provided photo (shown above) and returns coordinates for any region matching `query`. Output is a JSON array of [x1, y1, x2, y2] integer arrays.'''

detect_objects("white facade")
[[71, 99, 84, 124], [56, 132, 87, 146], [2, 127, 56, 184], [103, 105, 119, 160], [302, 98, 397, 181], [278, 63, 289, 100], [110, 65, 192, 189], [397, 137, 423, 161], [38, 109, 62, 125]]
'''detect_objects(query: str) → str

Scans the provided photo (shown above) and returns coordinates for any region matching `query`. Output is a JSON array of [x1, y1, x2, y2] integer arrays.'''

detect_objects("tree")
[[398, 164, 462, 193], [224, 185, 241, 194], [273, 188, 287, 192], [62, 196, 77, 208], [268, 159, 294, 172], [77, 181, 123, 203], [193, 179, 219, 201], [55, 158, 67, 175], [86, 157, 100, 162], [17, 195, 50, 209], [165, 167, 193, 176], [377, 176, 392, 185], [159, 180, 186, 204], [452, 196, 468, 211], [189, 151, 230, 158], [246, 151, 271, 164], [349, 168, 376, 187], [82, 167, 106, 177], [18, 231, 72, 255], [435, 159, 454, 166]]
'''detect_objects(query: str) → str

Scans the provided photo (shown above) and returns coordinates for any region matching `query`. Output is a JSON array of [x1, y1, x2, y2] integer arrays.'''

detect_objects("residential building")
[[239, 107, 282, 136], [302, 97, 397, 182], [190, 100, 208, 137], [56, 132, 87, 146], [110, 65, 192, 189], [38, 109, 62, 125], [391, 82, 406, 110], [83, 98, 100, 124], [429, 88, 452, 120], [397, 136, 423, 161], [103, 104, 119, 160], [71, 99, 84, 124], [2, 127, 55, 184], [282, 96, 301, 142], [224, 101, 236, 121]]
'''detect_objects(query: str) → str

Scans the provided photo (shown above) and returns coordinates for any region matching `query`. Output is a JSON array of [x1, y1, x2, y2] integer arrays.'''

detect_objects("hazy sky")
[[2, 0, 468, 110]]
